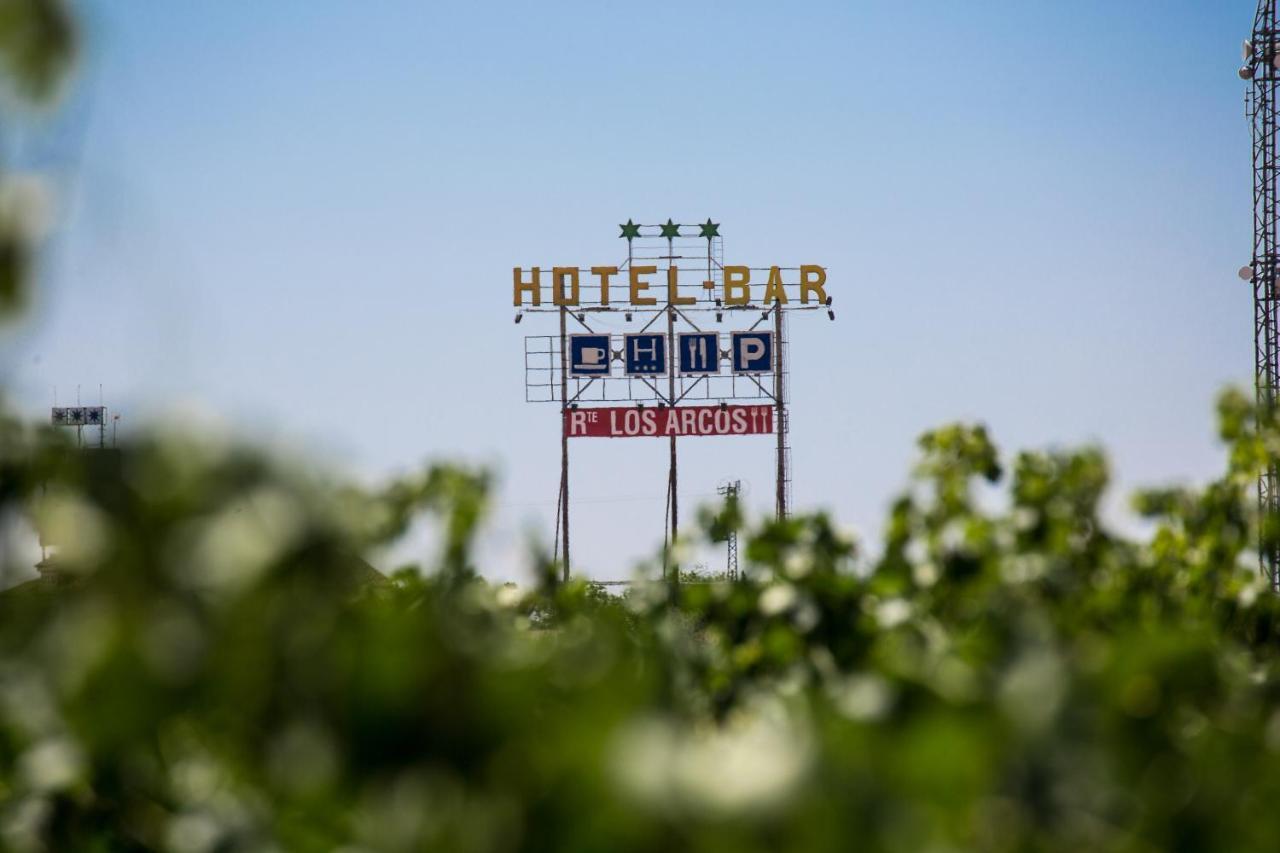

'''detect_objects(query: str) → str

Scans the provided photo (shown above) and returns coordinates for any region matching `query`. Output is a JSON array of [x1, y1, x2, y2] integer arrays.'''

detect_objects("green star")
[[698, 219, 720, 239], [619, 219, 641, 241], [660, 219, 680, 239]]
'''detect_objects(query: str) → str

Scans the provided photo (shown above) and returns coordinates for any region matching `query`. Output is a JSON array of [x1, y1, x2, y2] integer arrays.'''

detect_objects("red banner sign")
[[564, 405, 774, 438]]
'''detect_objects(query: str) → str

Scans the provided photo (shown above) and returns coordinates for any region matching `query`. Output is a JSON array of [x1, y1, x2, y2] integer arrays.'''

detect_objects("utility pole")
[[1243, 2, 1280, 589]]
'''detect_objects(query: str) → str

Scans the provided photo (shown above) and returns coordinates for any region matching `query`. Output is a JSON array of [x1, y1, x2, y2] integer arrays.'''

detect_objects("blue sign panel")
[[730, 331, 773, 374], [624, 333, 667, 376], [678, 332, 720, 375], [569, 334, 611, 376]]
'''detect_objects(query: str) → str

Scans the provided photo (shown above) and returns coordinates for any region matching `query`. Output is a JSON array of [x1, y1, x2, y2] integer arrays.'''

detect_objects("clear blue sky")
[[0, 1, 1257, 581]]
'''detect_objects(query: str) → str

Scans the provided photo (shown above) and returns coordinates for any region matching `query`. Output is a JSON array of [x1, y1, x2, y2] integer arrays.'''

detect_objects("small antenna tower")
[[1242, 3, 1280, 590], [717, 479, 741, 579]]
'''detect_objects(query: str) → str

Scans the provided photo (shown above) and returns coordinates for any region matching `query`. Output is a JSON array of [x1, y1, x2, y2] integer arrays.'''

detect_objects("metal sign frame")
[[513, 220, 834, 582]]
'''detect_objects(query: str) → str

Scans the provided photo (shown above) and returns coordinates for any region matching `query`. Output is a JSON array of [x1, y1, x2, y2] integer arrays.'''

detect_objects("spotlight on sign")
[[624, 312, 632, 322], [716, 312, 723, 323], [576, 313, 585, 322], [825, 296, 833, 307], [828, 309, 836, 321], [515, 313, 523, 324]]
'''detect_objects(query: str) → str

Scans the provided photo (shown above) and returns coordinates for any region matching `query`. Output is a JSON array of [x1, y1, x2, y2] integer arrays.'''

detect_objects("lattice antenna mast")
[[717, 479, 741, 579], [1243, 2, 1280, 590]]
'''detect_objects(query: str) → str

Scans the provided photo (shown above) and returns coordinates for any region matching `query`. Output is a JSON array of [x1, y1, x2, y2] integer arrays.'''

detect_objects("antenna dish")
[[1241, 65, 1256, 80], [1241, 265, 1257, 281], [1245, 39, 1255, 61]]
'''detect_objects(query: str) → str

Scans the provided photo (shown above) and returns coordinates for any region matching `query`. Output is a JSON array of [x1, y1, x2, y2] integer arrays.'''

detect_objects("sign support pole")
[[774, 305, 788, 521], [665, 237, 680, 583], [559, 304, 571, 581], [667, 302, 679, 583]]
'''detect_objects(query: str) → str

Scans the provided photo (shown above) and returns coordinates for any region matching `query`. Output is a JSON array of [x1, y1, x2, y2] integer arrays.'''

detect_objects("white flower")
[[0, 175, 53, 243], [1238, 578, 1263, 608], [912, 561, 939, 588], [758, 584, 797, 616], [18, 738, 83, 792], [32, 489, 109, 571], [783, 552, 811, 579], [791, 601, 819, 634], [176, 487, 303, 593], [835, 524, 861, 551], [610, 711, 811, 816], [829, 674, 892, 721], [998, 650, 1065, 732], [496, 584, 523, 608], [940, 519, 968, 553], [165, 812, 221, 853], [874, 598, 912, 629]]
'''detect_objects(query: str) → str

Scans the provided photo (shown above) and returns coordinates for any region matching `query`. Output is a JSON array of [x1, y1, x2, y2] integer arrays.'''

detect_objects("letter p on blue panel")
[[730, 331, 773, 374]]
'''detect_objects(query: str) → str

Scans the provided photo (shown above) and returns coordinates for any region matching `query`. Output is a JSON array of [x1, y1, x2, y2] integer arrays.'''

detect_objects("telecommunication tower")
[[717, 479, 741, 579], [1242, 2, 1280, 590]]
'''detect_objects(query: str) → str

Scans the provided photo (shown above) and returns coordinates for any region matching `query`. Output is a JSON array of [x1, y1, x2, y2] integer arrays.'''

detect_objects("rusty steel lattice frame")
[[1247, 2, 1280, 589]]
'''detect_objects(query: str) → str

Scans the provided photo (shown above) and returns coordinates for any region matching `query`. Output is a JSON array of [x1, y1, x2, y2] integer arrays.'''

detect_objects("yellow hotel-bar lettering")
[[512, 265, 828, 307]]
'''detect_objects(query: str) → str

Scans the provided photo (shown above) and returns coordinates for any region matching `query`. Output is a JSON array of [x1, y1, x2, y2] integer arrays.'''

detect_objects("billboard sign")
[[569, 334, 611, 376], [624, 333, 667, 376], [51, 406, 106, 426], [731, 331, 773, 373], [678, 332, 720, 374], [513, 264, 828, 308], [564, 404, 774, 438]]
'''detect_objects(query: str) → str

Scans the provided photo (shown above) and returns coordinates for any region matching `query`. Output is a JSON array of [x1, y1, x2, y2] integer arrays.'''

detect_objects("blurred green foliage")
[[0, 0, 75, 319], [3, 389, 1280, 852], [5, 5, 1280, 850], [0, 0, 75, 103]]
